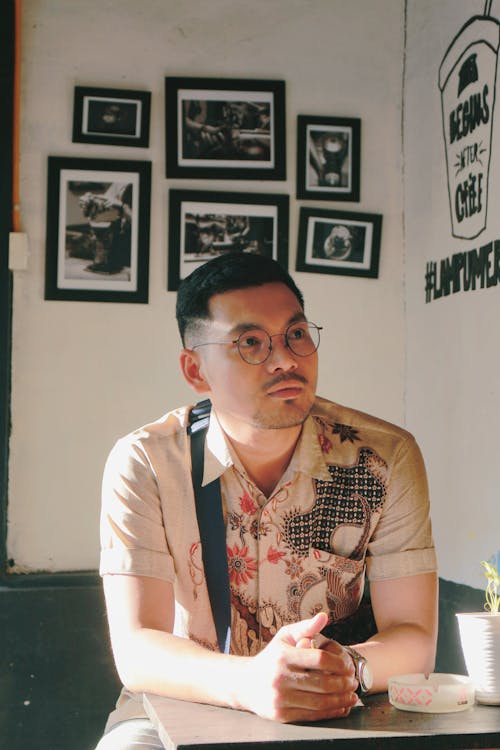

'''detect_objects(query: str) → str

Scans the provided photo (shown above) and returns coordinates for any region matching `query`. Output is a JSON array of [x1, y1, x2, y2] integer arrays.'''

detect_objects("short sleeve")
[[99, 437, 175, 582], [365, 435, 437, 581]]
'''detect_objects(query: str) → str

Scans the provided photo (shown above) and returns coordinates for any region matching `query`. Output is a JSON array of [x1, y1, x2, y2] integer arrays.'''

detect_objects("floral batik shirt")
[[100, 396, 437, 665]]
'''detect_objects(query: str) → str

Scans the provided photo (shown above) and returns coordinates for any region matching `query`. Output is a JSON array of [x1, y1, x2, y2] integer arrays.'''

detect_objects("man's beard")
[[250, 409, 311, 430], [247, 372, 315, 429], [250, 396, 315, 430]]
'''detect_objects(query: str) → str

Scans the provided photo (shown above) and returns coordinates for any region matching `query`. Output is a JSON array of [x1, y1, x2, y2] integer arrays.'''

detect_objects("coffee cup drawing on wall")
[[439, 10, 500, 240]]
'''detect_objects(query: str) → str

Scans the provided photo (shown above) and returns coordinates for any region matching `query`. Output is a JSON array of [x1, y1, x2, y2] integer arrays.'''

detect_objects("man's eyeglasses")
[[192, 321, 323, 366]]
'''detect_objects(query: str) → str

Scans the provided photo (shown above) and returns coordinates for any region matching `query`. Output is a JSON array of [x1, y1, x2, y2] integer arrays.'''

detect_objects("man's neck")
[[216, 415, 303, 498]]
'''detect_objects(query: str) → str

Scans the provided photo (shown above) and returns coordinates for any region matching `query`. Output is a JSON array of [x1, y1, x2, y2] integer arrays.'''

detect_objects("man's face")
[[187, 282, 318, 431]]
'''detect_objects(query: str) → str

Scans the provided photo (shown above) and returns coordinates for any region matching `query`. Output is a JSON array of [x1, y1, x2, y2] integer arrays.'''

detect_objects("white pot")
[[456, 612, 500, 704]]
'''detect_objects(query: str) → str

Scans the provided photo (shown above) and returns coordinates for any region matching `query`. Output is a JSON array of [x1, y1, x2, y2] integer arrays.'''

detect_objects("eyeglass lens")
[[237, 323, 321, 365]]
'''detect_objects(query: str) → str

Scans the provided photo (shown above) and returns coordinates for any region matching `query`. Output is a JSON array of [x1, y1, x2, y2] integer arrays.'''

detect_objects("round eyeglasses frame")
[[191, 321, 323, 365]]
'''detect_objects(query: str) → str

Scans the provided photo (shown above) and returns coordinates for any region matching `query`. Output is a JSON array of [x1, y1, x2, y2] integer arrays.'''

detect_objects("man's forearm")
[[111, 627, 247, 709], [351, 622, 437, 693], [350, 572, 438, 693]]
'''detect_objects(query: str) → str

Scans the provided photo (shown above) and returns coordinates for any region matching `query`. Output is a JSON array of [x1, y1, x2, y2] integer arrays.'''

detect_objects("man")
[[96, 252, 437, 749]]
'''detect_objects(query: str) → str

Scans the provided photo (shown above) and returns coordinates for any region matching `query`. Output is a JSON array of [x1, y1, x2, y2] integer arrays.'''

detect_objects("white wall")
[[8, 0, 406, 571], [405, 0, 500, 589]]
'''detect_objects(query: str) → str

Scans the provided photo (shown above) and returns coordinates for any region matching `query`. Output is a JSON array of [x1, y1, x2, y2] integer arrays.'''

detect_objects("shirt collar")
[[202, 409, 332, 486], [203, 409, 234, 485], [289, 413, 333, 482]]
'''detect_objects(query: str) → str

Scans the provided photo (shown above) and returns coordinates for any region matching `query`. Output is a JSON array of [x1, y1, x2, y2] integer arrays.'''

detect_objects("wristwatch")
[[344, 646, 373, 694]]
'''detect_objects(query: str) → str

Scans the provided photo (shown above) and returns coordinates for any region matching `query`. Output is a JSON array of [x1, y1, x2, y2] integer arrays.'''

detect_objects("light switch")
[[8, 232, 29, 270]]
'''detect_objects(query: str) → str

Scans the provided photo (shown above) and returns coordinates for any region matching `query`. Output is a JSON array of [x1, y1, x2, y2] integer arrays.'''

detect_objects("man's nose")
[[265, 334, 297, 371]]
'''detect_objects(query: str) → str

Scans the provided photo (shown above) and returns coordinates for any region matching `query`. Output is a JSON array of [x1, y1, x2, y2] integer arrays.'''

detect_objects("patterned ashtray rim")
[[388, 672, 475, 713]]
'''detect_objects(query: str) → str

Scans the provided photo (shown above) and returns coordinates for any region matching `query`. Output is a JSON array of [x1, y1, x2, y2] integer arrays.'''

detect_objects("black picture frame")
[[165, 77, 286, 180], [168, 189, 289, 291], [296, 206, 382, 278], [72, 86, 151, 147], [296, 115, 361, 202], [44, 156, 151, 303]]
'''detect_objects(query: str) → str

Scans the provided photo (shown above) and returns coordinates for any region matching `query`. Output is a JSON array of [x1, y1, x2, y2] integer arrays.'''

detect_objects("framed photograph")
[[168, 190, 289, 291], [296, 115, 361, 201], [165, 77, 286, 180], [72, 86, 151, 147], [296, 207, 382, 278], [44, 157, 151, 303]]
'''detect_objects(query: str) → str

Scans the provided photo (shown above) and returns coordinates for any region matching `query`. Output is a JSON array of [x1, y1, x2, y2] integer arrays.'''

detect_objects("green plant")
[[481, 560, 500, 614]]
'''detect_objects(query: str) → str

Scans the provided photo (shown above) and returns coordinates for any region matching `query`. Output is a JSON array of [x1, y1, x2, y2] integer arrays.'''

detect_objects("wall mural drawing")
[[426, 3, 500, 303], [439, 8, 499, 240]]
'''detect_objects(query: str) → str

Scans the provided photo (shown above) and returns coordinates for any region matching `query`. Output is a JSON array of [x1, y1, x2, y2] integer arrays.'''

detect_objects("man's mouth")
[[268, 386, 303, 399], [266, 374, 307, 398]]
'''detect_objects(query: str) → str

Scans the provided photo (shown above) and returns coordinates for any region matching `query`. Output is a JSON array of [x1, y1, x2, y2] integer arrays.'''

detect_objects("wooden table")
[[144, 692, 500, 749]]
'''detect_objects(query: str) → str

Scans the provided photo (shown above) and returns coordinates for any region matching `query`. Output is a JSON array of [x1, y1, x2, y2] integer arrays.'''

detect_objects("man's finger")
[[281, 611, 329, 645]]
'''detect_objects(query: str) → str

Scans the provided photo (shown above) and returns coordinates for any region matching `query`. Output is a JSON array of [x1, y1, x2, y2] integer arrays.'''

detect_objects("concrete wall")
[[8, 0, 407, 571]]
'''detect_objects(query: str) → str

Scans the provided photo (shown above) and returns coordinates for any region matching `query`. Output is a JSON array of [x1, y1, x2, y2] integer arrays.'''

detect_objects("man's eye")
[[241, 336, 261, 348], [289, 326, 306, 340]]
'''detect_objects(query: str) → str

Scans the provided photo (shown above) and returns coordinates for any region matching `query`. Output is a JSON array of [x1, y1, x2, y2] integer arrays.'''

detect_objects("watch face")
[[360, 661, 374, 691], [346, 647, 373, 693]]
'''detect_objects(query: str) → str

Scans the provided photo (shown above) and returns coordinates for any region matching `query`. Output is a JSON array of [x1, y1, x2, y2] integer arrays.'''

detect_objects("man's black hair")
[[176, 252, 304, 345]]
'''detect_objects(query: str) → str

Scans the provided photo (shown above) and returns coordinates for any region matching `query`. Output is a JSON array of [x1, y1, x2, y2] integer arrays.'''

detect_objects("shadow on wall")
[[0, 583, 121, 750]]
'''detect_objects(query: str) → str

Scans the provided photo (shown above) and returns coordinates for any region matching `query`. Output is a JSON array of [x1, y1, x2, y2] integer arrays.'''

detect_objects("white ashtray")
[[388, 673, 475, 713]]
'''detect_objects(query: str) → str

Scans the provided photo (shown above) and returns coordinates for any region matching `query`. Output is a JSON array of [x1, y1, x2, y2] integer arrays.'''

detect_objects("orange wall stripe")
[[12, 0, 21, 232]]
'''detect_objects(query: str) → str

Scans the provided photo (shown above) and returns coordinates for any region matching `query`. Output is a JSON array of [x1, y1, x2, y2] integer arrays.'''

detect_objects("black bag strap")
[[188, 399, 231, 654]]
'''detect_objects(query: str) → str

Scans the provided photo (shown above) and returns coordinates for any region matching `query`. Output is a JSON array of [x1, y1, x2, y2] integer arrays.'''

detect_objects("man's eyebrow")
[[227, 311, 307, 337]]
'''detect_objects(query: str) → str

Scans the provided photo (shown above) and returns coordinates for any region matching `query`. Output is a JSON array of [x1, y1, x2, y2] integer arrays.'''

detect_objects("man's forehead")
[[206, 282, 304, 326]]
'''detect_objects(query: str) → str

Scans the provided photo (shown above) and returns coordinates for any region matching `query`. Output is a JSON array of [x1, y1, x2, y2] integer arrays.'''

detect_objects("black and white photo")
[[165, 77, 286, 180], [168, 190, 289, 290], [45, 157, 151, 302], [296, 115, 361, 201], [72, 87, 151, 147], [296, 207, 382, 278]]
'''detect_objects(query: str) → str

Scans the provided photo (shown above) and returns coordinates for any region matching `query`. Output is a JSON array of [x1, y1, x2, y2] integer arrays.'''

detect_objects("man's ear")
[[179, 349, 210, 394]]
